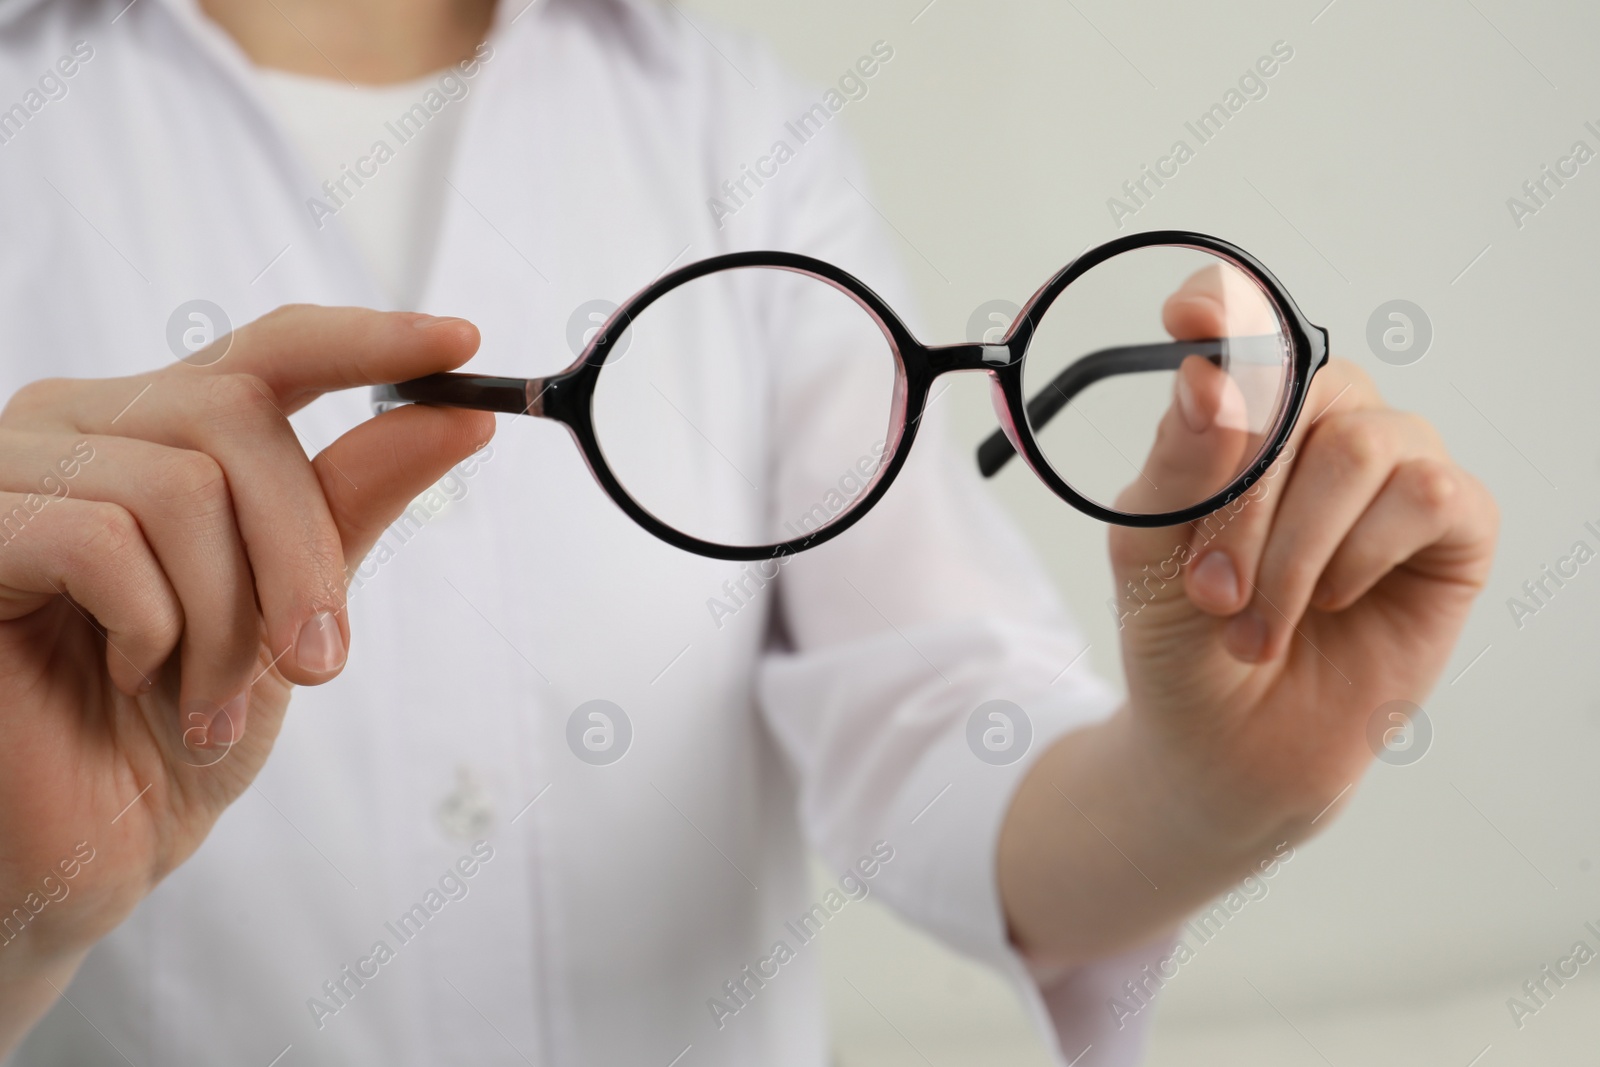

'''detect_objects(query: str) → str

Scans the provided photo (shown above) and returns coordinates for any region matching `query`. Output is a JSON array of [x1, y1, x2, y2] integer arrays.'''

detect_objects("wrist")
[[1113, 700, 1313, 859], [1001, 707, 1299, 966]]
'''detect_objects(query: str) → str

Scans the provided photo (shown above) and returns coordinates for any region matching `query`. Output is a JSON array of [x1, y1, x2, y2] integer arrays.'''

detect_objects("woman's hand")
[[1107, 274, 1498, 845], [0, 306, 494, 1048], [1000, 269, 1497, 964]]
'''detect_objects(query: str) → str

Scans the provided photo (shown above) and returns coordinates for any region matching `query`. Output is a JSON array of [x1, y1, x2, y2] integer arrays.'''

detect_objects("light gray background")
[[680, 0, 1600, 1063]]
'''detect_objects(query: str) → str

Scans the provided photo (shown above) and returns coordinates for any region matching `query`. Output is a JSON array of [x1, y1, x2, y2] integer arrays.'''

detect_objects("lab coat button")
[[436, 765, 495, 840]]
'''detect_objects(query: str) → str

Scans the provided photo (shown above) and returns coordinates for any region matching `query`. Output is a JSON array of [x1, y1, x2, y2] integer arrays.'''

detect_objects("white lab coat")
[[0, 0, 1167, 1063]]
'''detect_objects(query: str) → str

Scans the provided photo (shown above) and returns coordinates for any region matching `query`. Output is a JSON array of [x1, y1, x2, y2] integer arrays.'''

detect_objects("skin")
[[0, 0, 1499, 1049], [999, 269, 1497, 965], [0, 308, 495, 1046], [202, 0, 496, 83]]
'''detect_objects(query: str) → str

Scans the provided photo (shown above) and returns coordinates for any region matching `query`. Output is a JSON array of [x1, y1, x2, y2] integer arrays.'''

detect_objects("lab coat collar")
[[493, 0, 651, 36], [0, 0, 190, 30], [0, 0, 48, 27], [0, 0, 679, 97], [0, 0, 675, 88], [0, 0, 324, 70]]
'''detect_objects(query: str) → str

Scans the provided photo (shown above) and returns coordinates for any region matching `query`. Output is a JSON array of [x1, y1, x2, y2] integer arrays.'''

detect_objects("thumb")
[[314, 404, 498, 571]]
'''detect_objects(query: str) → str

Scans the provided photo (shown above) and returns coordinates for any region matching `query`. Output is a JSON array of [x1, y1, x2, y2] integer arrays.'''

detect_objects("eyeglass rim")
[[549, 254, 926, 562], [987, 231, 1328, 528], [368, 230, 1328, 562]]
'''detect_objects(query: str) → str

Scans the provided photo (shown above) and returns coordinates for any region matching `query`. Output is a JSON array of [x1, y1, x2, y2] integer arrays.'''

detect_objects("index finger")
[[172, 306, 482, 413]]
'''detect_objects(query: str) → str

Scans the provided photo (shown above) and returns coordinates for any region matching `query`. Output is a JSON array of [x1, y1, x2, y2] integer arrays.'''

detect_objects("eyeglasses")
[[372, 230, 1328, 561]]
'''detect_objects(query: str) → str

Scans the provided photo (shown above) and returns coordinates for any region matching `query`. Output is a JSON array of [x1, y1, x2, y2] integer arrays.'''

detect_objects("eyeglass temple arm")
[[370, 373, 551, 418], [976, 338, 1238, 478]]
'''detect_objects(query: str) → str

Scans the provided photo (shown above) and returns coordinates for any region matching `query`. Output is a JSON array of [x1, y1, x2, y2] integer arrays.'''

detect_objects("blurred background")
[[679, 0, 1600, 1063]]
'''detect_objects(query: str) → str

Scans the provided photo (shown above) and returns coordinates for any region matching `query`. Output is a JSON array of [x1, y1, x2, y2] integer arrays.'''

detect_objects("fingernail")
[[1175, 372, 1209, 433], [1225, 610, 1269, 663], [181, 690, 248, 750], [207, 691, 249, 748], [1192, 551, 1240, 607], [415, 315, 467, 330], [296, 611, 346, 675]]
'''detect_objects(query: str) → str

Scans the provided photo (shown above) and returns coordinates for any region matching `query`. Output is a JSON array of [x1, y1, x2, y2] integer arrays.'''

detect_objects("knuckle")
[[248, 303, 317, 341], [2, 378, 72, 423], [302, 520, 348, 599], [1273, 552, 1320, 598], [1405, 459, 1458, 517], [74, 501, 144, 561], [69, 505, 181, 643], [265, 302, 314, 320], [150, 451, 230, 509], [52, 502, 147, 585], [201, 373, 275, 424], [141, 591, 185, 651], [1322, 415, 1388, 473]]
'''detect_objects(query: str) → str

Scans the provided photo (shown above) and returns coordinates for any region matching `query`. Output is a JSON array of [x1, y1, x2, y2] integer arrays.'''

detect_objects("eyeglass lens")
[[591, 266, 900, 549], [1019, 245, 1291, 516]]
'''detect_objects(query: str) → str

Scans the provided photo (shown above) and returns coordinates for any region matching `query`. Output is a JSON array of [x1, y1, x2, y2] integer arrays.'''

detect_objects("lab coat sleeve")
[[735, 59, 1174, 1067]]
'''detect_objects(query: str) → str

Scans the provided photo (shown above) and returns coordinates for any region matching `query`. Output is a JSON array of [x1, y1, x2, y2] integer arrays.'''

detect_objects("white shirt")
[[0, 0, 1168, 1064]]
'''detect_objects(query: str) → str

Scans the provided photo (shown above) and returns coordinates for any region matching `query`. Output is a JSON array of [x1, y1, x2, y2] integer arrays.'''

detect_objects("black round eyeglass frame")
[[371, 230, 1329, 562]]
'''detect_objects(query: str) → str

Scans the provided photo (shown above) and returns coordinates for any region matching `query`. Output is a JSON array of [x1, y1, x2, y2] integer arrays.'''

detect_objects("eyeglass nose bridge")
[[921, 341, 1018, 375]]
